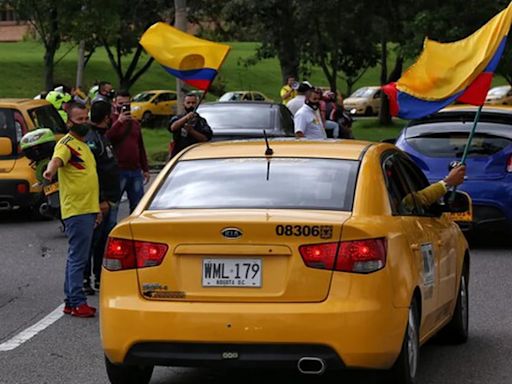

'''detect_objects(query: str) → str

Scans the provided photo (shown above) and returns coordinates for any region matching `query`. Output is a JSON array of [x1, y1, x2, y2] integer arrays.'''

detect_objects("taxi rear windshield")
[[149, 158, 359, 211]]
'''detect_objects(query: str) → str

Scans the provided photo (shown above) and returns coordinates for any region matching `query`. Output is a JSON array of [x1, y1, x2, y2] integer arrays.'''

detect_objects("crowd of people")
[[279, 75, 354, 140], [43, 83, 149, 318]]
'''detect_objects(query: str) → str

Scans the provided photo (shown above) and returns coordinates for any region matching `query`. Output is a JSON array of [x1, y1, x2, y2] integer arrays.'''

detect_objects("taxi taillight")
[[507, 154, 512, 172], [103, 237, 168, 271], [299, 238, 386, 273]]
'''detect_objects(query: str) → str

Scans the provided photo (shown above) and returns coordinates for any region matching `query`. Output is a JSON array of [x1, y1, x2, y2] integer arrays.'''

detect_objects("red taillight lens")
[[335, 238, 387, 273], [299, 242, 338, 270], [103, 238, 168, 271], [507, 155, 512, 172], [17, 183, 28, 194], [300, 238, 387, 274]]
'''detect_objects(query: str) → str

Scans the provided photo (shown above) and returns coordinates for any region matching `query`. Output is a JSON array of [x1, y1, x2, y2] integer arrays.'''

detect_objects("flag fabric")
[[140, 22, 231, 90], [383, 3, 512, 119]]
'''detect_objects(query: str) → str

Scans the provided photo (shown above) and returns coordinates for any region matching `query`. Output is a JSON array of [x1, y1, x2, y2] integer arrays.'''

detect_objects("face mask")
[[70, 123, 89, 137], [306, 100, 320, 110]]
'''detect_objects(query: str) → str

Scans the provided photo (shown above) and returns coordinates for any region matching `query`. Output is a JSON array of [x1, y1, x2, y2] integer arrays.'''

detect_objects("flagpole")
[[449, 104, 482, 200], [459, 104, 483, 165]]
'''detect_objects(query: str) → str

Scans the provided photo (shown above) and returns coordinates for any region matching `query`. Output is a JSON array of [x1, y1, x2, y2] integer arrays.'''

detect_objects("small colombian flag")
[[140, 22, 231, 91]]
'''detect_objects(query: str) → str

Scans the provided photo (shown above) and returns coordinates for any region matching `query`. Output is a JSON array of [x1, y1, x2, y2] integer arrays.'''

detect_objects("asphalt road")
[[1, 205, 511, 384]]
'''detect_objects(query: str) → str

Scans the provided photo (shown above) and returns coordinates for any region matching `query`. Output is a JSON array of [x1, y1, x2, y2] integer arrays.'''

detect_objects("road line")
[[0, 304, 64, 352]]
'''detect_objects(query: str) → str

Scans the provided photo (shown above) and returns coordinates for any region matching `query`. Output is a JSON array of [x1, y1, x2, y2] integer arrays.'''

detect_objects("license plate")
[[202, 258, 262, 287], [43, 182, 59, 196], [446, 210, 472, 222]]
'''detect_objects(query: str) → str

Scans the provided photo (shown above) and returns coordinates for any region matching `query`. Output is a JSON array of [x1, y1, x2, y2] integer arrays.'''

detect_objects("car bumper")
[[0, 179, 36, 209], [101, 271, 408, 370]]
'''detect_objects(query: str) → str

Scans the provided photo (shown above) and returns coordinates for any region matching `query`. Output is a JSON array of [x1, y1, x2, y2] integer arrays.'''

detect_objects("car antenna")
[[263, 130, 273, 156]]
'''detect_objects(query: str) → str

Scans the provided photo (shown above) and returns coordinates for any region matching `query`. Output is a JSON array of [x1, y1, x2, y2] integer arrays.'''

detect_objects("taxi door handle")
[[411, 244, 419, 251]]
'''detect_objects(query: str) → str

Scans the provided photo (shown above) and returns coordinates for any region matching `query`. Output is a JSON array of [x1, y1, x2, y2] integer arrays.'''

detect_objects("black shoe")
[[83, 281, 95, 296]]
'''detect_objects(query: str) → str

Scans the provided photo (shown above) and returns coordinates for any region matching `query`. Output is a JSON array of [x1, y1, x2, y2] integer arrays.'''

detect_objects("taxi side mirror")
[[443, 191, 471, 213], [0, 137, 13, 156]]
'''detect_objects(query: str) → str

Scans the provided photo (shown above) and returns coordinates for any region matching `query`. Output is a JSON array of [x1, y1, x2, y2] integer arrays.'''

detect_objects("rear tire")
[[387, 300, 419, 384], [105, 356, 153, 384], [438, 264, 469, 344]]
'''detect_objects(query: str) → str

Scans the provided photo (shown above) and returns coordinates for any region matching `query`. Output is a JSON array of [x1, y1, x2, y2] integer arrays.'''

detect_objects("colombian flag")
[[383, 3, 512, 119], [140, 22, 231, 90]]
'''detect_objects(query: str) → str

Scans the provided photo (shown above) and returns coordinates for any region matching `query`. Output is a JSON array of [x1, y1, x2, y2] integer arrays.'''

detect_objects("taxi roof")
[[179, 139, 374, 161], [0, 98, 49, 108]]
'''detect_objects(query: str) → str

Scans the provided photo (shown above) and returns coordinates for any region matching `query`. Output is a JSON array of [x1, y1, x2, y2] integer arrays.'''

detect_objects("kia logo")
[[221, 228, 243, 239]]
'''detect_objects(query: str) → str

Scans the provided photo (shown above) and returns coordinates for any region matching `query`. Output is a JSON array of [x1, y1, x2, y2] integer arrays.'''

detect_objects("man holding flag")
[[167, 92, 212, 158]]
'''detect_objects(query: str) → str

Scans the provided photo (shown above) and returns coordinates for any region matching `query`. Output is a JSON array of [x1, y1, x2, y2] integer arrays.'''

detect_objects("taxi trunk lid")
[[130, 209, 350, 303]]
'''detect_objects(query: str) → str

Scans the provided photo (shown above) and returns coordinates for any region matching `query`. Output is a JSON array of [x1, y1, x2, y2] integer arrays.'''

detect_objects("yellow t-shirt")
[[53, 133, 100, 219], [280, 85, 297, 105]]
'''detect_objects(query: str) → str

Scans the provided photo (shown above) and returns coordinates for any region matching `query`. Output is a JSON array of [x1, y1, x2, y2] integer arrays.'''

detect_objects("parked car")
[[0, 99, 68, 214], [485, 85, 512, 105], [100, 139, 470, 384], [343, 86, 382, 116], [395, 105, 512, 234], [131, 90, 177, 123], [219, 91, 273, 102], [196, 101, 294, 140]]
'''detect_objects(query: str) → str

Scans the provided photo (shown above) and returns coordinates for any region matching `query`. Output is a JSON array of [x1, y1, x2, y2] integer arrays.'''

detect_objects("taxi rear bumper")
[[100, 270, 409, 370]]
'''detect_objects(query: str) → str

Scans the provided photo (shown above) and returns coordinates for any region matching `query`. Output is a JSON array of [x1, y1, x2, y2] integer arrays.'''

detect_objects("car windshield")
[[350, 88, 374, 98], [219, 92, 244, 101], [28, 105, 67, 134], [487, 86, 510, 97], [149, 158, 358, 211], [133, 92, 155, 102], [198, 105, 272, 129]]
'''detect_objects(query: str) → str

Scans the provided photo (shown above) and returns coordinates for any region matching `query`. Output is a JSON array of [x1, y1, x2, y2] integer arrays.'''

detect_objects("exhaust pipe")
[[297, 357, 326, 375], [0, 201, 12, 210]]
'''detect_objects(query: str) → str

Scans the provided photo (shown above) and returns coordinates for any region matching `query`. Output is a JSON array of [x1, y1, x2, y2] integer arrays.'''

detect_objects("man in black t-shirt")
[[168, 93, 213, 159]]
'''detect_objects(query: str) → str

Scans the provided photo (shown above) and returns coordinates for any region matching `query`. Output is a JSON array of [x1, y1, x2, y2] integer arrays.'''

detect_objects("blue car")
[[395, 106, 512, 233]]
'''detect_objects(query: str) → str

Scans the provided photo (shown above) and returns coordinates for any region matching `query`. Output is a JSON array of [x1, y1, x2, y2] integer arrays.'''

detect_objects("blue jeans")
[[119, 169, 144, 213], [325, 120, 340, 139], [64, 213, 96, 307], [85, 203, 118, 284]]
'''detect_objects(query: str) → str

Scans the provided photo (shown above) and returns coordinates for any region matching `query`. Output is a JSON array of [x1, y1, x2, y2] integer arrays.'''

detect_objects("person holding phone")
[[107, 90, 150, 215]]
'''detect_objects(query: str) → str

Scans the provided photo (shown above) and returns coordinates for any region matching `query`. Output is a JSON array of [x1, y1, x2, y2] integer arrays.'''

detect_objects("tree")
[[299, 0, 379, 95], [6, 0, 81, 90], [96, 0, 174, 91], [221, 0, 302, 83]]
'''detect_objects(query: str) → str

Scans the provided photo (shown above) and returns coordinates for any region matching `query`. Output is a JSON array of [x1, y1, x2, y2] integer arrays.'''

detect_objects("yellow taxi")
[[130, 90, 177, 123], [343, 86, 382, 115], [100, 139, 470, 384], [0, 99, 67, 213], [485, 85, 512, 105]]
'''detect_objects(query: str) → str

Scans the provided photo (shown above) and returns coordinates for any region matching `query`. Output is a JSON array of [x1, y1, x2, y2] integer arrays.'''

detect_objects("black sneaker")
[[83, 280, 95, 296]]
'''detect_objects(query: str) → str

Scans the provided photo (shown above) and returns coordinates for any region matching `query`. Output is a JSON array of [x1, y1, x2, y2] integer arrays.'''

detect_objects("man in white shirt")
[[287, 81, 312, 116], [294, 88, 327, 139]]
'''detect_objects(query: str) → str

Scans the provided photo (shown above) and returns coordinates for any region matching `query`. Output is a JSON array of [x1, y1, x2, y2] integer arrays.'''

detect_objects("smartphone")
[[121, 104, 131, 113]]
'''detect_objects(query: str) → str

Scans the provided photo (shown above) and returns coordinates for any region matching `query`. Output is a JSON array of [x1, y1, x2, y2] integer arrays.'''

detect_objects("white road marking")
[[0, 304, 64, 352]]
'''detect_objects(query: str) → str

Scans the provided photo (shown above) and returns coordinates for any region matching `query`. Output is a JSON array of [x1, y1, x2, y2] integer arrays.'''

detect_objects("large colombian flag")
[[140, 22, 231, 90], [383, 2, 512, 119]]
